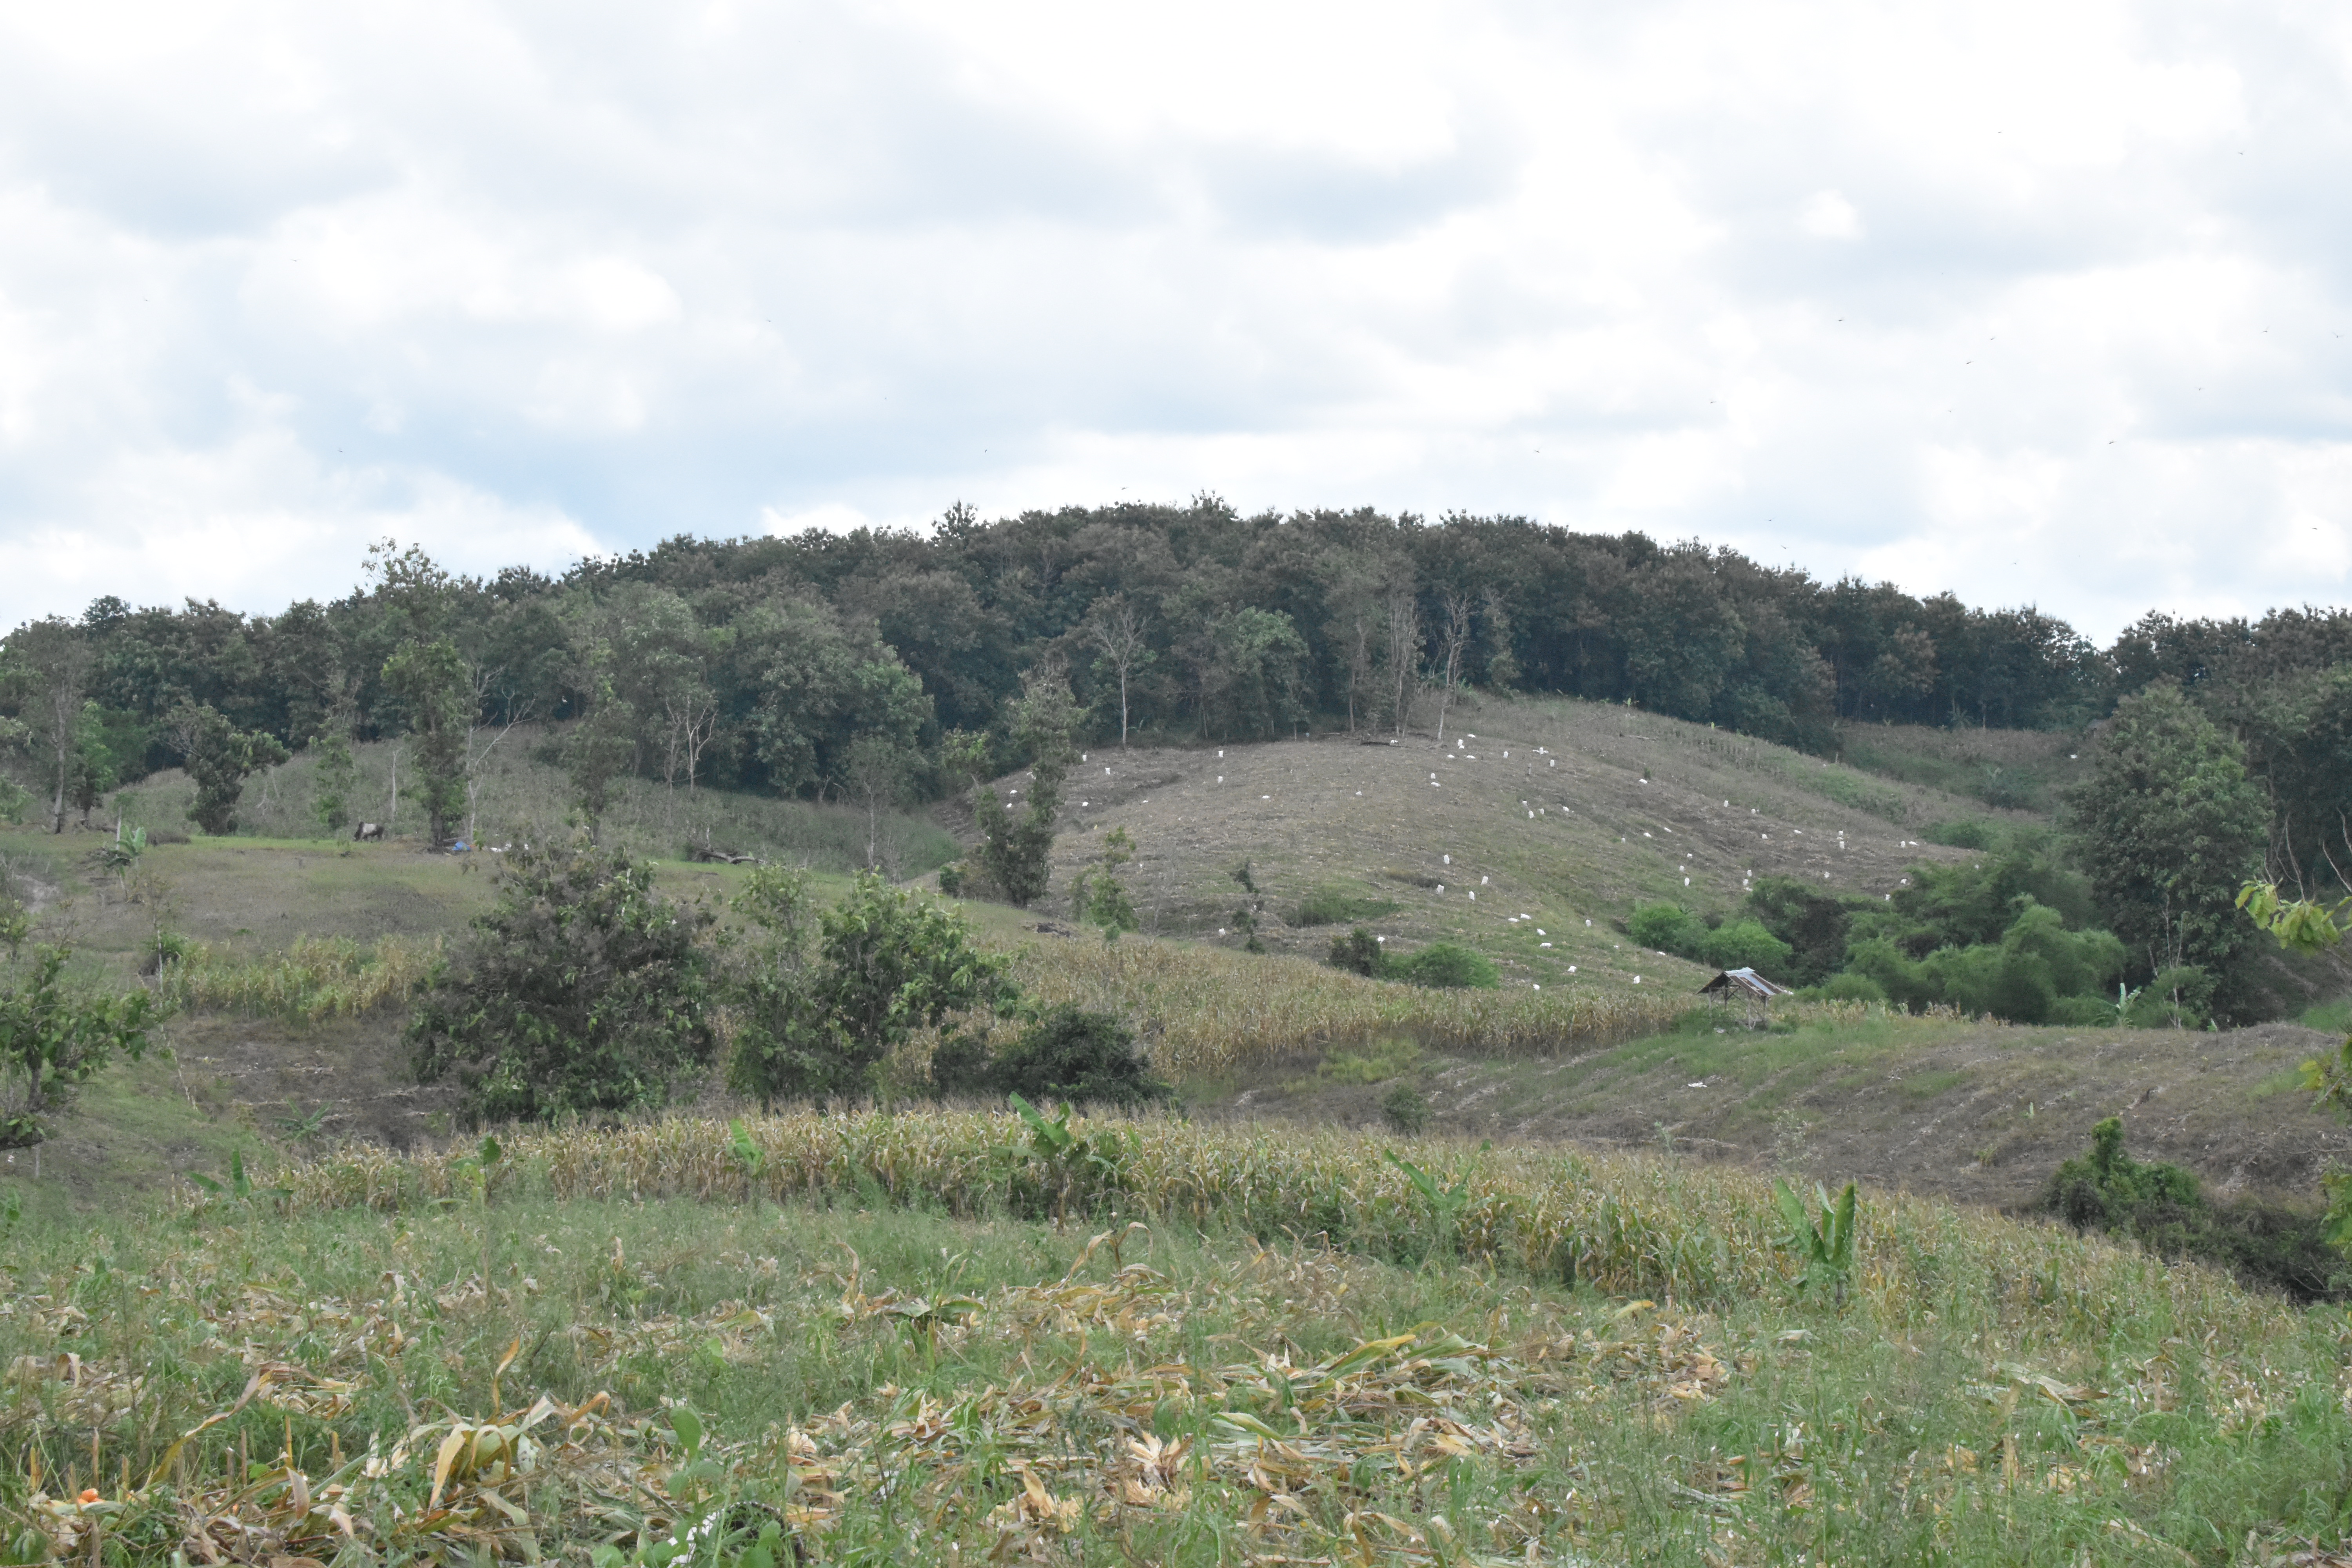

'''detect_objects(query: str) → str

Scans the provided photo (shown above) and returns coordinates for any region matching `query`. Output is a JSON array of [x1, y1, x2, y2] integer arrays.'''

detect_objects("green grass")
[[5, 1111, 2348, 1564], [102, 725, 959, 878], [2302, 998, 2352, 1034]]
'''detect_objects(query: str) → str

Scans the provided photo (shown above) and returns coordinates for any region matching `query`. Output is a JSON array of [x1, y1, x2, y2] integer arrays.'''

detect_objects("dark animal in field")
[[354, 822, 385, 841]]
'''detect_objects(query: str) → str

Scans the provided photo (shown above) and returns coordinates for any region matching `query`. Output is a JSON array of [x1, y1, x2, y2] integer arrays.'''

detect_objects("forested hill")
[[9, 499, 2352, 808]]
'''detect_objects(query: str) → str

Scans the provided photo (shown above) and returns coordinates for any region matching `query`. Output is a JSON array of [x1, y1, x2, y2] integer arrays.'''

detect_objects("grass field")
[[95, 724, 960, 880], [5, 1110, 2350, 1565]]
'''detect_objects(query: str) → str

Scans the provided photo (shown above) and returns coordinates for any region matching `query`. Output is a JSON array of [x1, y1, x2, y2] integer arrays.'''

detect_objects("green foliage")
[[2040, 1118, 2347, 1300], [1772, 1178, 1858, 1303], [1378, 1081, 1428, 1134], [564, 673, 639, 838], [1005, 1093, 1136, 1218], [730, 871, 1013, 1109], [937, 1004, 1169, 1108], [935, 860, 965, 896], [1628, 901, 1702, 953], [2067, 683, 2267, 991], [959, 663, 1079, 907], [381, 636, 472, 844], [408, 840, 719, 1124], [1064, 825, 1140, 938], [1390, 942, 1498, 990], [2123, 965, 2212, 1029], [310, 726, 357, 837], [167, 701, 290, 835], [0, 944, 155, 1147], [185, 1146, 292, 1210], [1325, 925, 1385, 977], [1696, 918, 1793, 973], [1381, 1148, 1477, 1259], [1921, 818, 1999, 849], [1845, 901, 2127, 1023]]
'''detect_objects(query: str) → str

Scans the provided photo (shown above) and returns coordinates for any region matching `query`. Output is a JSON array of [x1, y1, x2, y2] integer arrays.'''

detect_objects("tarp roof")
[[1698, 967, 1796, 1000]]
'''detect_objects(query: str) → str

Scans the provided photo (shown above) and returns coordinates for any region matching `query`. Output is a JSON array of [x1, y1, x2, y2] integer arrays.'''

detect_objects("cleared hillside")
[[975, 694, 2023, 994]]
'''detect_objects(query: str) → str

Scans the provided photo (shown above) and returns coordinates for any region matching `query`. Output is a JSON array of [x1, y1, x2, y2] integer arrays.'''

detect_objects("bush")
[[1923, 819, 1999, 850], [409, 840, 717, 1124], [936, 862, 966, 896], [2040, 1117, 2347, 1300], [1379, 1082, 1428, 1134], [1697, 918, 1793, 975], [1392, 943, 1498, 990], [1813, 972, 1886, 1004], [936, 1004, 1169, 1108], [1327, 926, 1385, 977], [1628, 902, 1703, 953], [731, 870, 1014, 1109], [2126, 965, 2212, 1029]]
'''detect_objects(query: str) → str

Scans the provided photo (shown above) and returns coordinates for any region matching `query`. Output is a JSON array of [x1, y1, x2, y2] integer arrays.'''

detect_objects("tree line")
[[0, 497, 2346, 845]]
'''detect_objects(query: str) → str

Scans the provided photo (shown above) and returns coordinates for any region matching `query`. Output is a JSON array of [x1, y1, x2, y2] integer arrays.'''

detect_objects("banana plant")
[[1773, 1178, 1858, 1305], [1383, 1148, 1476, 1261], [187, 1148, 292, 1212], [1007, 1093, 1130, 1219]]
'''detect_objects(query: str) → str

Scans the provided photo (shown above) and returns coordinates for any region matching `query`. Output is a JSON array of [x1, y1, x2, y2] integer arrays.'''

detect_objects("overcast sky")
[[2, 0, 2347, 644]]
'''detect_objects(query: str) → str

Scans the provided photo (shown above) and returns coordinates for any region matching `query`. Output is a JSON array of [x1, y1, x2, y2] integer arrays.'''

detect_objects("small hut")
[[1699, 967, 1795, 1024]]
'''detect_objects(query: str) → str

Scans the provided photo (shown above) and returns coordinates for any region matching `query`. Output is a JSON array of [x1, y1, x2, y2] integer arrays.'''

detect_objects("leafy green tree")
[[311, 725, 356, 837], [8, 617, 90, 834], [381, 636, 471, 844], [409, 841, 718, 1123], [958, 662, 1079, 907], [65, 701, 117, 827], [1065, 825, 1140, 938], [166, 701, 290, 835], [2066, 684, 2266, 987], [0, 944, 154, 1147], [729, 871, 1013, 1107], [564, 668, 638, 840]]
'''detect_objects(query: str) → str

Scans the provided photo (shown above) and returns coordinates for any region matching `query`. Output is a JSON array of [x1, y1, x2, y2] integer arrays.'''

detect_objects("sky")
[[1, 0, 2347, 646]]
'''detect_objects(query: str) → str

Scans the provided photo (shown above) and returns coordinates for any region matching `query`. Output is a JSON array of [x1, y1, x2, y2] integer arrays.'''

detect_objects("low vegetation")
[[6, 1111, 2350, 1564], [151, 934, 443, 1023]]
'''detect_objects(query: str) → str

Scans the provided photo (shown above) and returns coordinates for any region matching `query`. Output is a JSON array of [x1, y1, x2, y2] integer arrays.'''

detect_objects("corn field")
[[276, 1109, 2278, 1342], [152, 935, 443, 1023], [1000, 937, 1693, 1073]]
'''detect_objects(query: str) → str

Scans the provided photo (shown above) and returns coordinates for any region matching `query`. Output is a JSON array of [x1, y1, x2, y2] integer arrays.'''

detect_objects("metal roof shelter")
[[1699, 967, 1796, 1002]]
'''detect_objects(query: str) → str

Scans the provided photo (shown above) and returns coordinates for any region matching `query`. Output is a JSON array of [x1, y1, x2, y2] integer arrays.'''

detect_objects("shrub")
[[1326, 926, 1385, 977], [733, 870, 1014, 1109], [1813, 972, 1885, 1003], [1379, 1082, 1428, 1134], [2125, 965, 2212, 1029], [985, 1005, 1169, 1108], [1393, 943, 1498, 990], [1923, 819, 1998, 850], [936, 862, 966, 896], [409, 840, 718, 1124], [2040, 1117, 2346, 1300], [1697, 918, 1793, 975], [1628, 902, 1702, 953]]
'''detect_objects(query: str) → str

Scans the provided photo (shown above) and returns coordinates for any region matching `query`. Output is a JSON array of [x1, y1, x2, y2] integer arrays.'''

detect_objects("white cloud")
[[0, 0, 2345, 642]]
